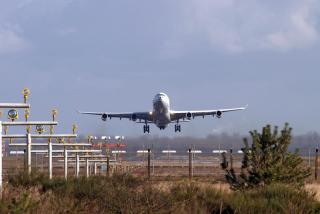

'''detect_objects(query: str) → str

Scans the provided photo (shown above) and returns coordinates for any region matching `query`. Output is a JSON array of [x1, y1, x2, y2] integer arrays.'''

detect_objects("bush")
[[223, 123, 311, 190], [230, 184, 320, 214], [4, 173, 320, 213], [9, 171, 48, 188]]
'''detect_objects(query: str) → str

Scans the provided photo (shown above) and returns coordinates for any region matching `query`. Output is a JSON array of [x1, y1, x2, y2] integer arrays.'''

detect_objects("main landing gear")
[[174, 124, 181, 132], [143, 124, 150, 133]]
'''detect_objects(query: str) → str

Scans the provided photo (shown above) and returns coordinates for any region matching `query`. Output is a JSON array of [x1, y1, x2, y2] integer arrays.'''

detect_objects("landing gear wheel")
[[174, 124, 181, 132], [143, 125, 150, 133]]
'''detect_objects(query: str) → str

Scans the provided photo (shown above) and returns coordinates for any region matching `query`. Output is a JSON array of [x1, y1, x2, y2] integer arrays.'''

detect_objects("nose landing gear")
[[174, 124, 181, 132], [143, 124, 150, 133]]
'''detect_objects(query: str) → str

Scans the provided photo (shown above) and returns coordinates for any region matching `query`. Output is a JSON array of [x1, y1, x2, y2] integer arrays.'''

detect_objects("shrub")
[[230, 183, 320, 214], [5, 172, 320, 213], [9, 171, 48, 188], [223, 123, 311, 190]]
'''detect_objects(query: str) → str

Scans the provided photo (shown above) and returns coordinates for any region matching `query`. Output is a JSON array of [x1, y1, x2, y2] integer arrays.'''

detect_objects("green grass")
[[2, 172, 320, 213]]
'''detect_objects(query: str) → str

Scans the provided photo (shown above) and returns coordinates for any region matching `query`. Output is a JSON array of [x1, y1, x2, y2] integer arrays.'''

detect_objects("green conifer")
[[223, 123, 311, 190]]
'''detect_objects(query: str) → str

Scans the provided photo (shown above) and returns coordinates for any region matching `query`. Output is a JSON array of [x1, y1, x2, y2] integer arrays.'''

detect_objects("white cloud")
[[0, 25, 29, 54], [167, 0, 320, 53], [266, 3, 318, 50]]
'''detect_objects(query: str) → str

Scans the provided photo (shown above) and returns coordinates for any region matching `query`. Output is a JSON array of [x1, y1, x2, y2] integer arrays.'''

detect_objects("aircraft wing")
[[170, 105, 247, 121], [78, 111, 153, 122]]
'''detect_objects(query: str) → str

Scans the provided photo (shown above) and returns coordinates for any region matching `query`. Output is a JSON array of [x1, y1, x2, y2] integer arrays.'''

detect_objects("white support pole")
[[94, 162, 97, 175], [48, 141, 52, 179], [3, 134, 77, 139], [86, 158, 89, 178], [2, 121, 58, 126], [0, 122, 3, 197], [0, 103, 30, 108], [64, 147, 68, 180], [27, 134, 32, 175], [76, 153, 79, 177]]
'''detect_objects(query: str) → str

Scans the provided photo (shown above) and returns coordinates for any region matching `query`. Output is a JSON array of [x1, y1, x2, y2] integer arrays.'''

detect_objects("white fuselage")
[[152, 93, 171, 129]]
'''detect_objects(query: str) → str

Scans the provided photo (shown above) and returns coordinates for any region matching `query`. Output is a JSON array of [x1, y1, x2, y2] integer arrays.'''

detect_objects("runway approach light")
[[101, 136, 111, 140], [10, 151, 24, 155], [52, 109, 58, 121], [35, 125, 45, 134], [212, 150, 228, 154], [112, 150, 126, 154], [188, 150, 202, 154], [24, 109, 30, 121], [21, 87, 30, 104], [162, 150, 176, 153], [115, 136, 125, 140], [137, 150, 149, 154], [8, 109, 18, 121]]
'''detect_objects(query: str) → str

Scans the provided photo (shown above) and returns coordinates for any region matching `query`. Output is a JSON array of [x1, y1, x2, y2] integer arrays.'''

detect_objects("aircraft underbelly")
[[153, 100, 170, 128], [155, 114, 170, 127]]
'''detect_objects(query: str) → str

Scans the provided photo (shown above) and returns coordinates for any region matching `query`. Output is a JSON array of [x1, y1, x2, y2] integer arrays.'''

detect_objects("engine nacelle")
[[216, 111, 222, 118], [186, 112, 192, 119], [101, 113, 108, 121], [131, 114, 137, 121]]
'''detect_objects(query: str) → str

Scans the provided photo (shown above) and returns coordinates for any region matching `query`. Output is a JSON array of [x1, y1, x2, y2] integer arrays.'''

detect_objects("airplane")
[[79, 92, 247, 133]]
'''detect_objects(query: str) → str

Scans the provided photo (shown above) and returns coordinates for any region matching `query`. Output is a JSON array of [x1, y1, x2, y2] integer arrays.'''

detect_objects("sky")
[[0, 0, 319, 137]]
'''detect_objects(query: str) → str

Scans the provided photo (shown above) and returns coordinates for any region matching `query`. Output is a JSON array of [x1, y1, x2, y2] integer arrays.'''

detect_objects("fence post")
[[0, 122, 2, 198], [64, 147, 68, 180], [106, 156, 110, 177], [315, 148, 319, 180], [189, 148, 193, 180], [309, 148, 311, 167], [48, 140, 53, 179], [230, 148, 233, 170], [86, 158, 89, 178], [76, 153, 80, 177], [23, 149, 27, 172], [27, 134, 32, 175], [94, 162, 97, 175], [147, 148, 151, 180]]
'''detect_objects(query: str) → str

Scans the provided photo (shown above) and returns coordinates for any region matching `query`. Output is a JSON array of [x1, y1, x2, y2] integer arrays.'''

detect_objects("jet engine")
[[101, 113, 108, 121], [131, 114, 137, 121], [216, 111, 222, 118], [186, 112, 192, 119]]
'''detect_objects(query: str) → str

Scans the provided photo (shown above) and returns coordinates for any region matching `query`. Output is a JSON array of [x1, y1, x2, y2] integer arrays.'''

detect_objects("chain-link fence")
[[3, 147, 319, 181]]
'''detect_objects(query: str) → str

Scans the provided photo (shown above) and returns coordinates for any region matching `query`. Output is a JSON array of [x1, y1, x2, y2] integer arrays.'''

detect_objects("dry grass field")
[[0, 173, 319, 213], [2, 153, 320, 213]]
